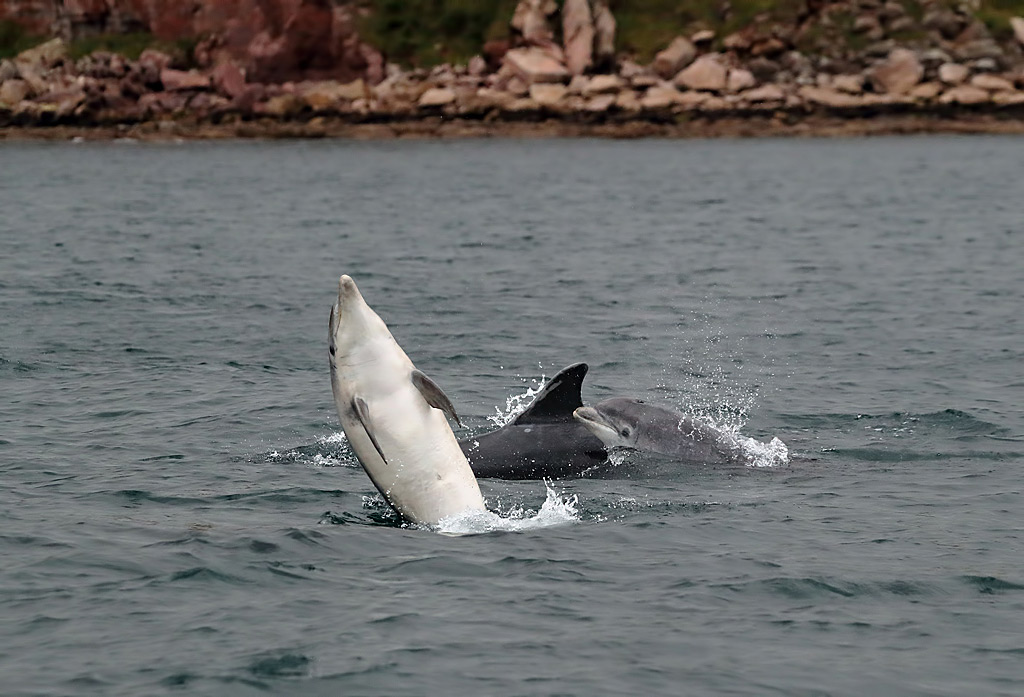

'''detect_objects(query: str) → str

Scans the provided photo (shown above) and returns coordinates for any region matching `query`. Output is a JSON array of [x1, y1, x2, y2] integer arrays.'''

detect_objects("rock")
[[691, 30, 715, 45], [529, 82, 567, 105], [832, 74, 865, 94], [751, 37, 788, 58], [582, 74, 623, 95], [629, 74, 661, 89], [726, 69, 756, 93], [909, 82, 942, 99], [888, 17, 915, 33], [617, 60, 648, 79], [0, 79, 30, 105], [512, 0, 557, 45], [676, 91, 709, 108], [160, 69, 210, 91], [640, 85, 681, 109], [799, 86, 864, 108], [954, 40, 1004, 64], [15, 39, 67, 72], [584, 93, 616, 111], [298, 81, 355, 110], [212, 62, 247, 99], [0, 59, 19, 83], [474, 87, 515, 109], [502, 47, 569, 84], [853, 14, 881, 35], [923, 8, 966, 40], [747, 57, 781, 82], [740, 84, 786, 102], [468, 55, 488, 77], [259, 93, 304, 118], [993, 90, 1024, 106], [652, 37, 696, 80], [506, 76, 530, 96], [614, 90, 640, 111], [562, 0, 594, 76], [418, 87, 456, 107], [673, 55, 727, 92], [970, 58, 999, 73], [970, 74, 1015, 91], [938, 85, 990, 105], [139, 49, 173, 74], [1012, 17, 1024, 47], [722, 30, 752, 52], [592, 0, 616, 71], [869, 48, 923, 94], [566, 74, 589, 94], [938, 63, 970, 85]]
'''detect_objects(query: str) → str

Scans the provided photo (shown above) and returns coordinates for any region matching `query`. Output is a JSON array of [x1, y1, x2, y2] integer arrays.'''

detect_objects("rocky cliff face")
[[0, 0, 383, 84]]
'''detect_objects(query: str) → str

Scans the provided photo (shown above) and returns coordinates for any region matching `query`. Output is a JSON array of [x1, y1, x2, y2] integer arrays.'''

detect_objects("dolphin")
[[329, 274, 487, 525], [459, 363, 608, 479], [573, 398, 747, 464]]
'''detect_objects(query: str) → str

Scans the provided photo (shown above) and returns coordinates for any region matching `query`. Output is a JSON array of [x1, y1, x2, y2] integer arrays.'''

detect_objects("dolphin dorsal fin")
[[512, 363, 588, 424]]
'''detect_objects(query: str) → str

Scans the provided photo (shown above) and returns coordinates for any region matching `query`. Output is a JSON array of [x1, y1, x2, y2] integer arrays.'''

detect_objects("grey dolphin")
[[459, 363, 607, 479], [573, 398, 746, 464]]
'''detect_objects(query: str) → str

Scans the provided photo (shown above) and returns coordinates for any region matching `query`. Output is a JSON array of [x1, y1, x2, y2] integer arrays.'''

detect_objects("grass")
[[0, 20, 47, 59], [361, 0, 518, 67]]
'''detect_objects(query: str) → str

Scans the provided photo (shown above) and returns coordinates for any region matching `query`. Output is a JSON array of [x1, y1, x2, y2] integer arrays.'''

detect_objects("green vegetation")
[[612, 0, 804, 61], [976, 0, 1024, 38], [361, 0, 518, 67], [67, 32, 197, 64], [0, 20, 46, 59]]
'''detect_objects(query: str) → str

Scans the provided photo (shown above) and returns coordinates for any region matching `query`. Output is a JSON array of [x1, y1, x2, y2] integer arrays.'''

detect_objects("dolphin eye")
[[329, 345, 336, 356], [620, 427, 631, 437]]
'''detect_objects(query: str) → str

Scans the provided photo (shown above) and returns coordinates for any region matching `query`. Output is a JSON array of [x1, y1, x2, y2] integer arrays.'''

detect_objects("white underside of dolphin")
[[328, 274, 486, 526]]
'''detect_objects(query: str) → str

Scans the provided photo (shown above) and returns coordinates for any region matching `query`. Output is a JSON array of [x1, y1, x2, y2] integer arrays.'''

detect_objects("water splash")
[[434, 481, 580, 536], [486, 373, 548, 428]]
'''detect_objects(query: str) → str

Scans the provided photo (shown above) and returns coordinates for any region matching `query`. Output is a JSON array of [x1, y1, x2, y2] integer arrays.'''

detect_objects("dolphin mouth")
[[573, 406, 619, 445]]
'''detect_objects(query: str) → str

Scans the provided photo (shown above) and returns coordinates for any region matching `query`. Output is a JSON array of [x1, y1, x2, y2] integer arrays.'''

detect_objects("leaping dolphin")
[[329, 275, 487, 525], [573, 398, 747, 464], [459, 363, 607, 479]]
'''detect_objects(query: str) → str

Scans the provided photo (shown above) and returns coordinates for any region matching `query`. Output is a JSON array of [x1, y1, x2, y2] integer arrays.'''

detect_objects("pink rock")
[[868, 49, 923, 94], [799, 86, 864, 108], [160, 68, 210, 91], [592, 0, 616, 70], [970, 73, 1015, 91], [212, 62, 246, 99], [652, 37, 696, 80], [562, 0, 594, 76], [674, 55, 727, 92], [512, 0, 557, 45], [938, 85, 990, 105], [1011, 17, 1024, 46], [726, 68, 756, 93], [938, 63, 969, 85], [740, 84, 786, 102], [502, 48, 569, 85], [418, 87, 456, 107]]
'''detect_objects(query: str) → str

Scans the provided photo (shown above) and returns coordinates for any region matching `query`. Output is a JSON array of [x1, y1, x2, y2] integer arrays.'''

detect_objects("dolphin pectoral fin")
[[411, 369, 463, 427], [352, 397, 388, 465]]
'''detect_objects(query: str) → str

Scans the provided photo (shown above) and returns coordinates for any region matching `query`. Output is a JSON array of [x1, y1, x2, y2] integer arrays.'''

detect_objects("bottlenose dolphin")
[[459, 363, 607, 479], [329, 274, 486, 525], [573, 398, 746, 464]]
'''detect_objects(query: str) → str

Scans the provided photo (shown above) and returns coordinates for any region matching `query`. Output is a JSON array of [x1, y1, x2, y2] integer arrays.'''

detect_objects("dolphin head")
[[573, 398, 650, 449], [329, 275, 390, 363]]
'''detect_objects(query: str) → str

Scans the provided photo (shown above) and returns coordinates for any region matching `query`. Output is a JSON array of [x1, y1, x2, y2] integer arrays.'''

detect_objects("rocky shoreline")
[[3, 0, 1024, 141]]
